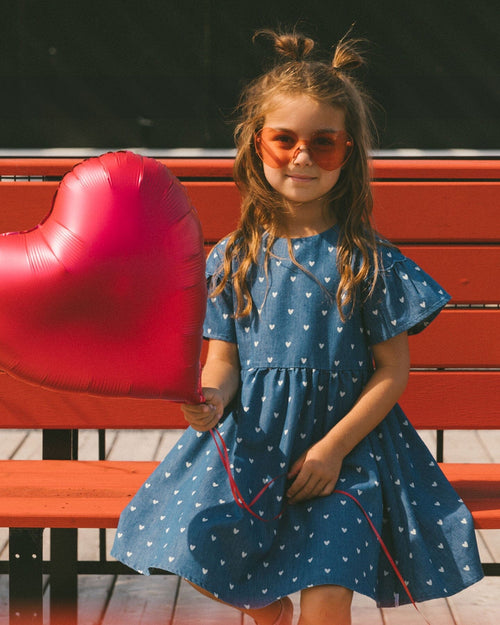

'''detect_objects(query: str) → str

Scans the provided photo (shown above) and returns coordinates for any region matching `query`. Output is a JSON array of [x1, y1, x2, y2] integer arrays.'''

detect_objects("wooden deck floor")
[[1, 427, 499, 625]]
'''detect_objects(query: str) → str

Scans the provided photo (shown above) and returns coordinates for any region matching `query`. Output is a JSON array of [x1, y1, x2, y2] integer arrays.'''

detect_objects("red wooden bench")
[[0, 156, 499, 624]]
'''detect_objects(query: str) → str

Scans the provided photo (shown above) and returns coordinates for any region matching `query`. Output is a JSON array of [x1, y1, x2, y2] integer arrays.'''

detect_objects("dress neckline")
[[274, 223, 339, 243]]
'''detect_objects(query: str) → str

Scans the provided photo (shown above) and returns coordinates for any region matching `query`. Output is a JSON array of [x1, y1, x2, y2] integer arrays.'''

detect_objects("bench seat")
[[0, 460, 498, 530]]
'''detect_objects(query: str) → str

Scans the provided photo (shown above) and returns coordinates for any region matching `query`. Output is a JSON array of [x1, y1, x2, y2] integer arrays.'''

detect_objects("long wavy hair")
[[211, 29, 380, 321]]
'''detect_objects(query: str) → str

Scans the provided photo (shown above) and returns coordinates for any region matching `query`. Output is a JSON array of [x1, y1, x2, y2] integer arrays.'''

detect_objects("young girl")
[[112, 30, 483, 625]]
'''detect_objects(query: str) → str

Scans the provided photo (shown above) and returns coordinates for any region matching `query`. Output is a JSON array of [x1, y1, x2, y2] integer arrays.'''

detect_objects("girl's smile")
[[286, 173, 317, 182]]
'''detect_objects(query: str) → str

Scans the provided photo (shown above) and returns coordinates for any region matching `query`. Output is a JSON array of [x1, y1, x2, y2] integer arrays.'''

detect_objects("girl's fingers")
[[288, 473, 323, 503], [180, 402, 222, 431], [288, 469, 338, 502], [287, 453, 305, 480], [319, 482, 336, 497], [286, 473, 309, 502]]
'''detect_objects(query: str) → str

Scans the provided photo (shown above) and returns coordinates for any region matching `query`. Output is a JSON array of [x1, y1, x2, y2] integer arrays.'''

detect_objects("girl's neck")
[[278, 201, 336, 239]]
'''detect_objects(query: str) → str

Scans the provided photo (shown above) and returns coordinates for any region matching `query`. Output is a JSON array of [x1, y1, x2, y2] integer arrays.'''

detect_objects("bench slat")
[[1, 180, 499, 243], [1, 371, 498, 430], [0, 158, 499, 179], [372, 159, 500, 180], [0, 181, 59, 232], [0, 460, 157, 528], [398, 245, 500, 304], [408, 309, 499, 368], [0, 372, 185, 428], [372, 182, 500, 243], [401, 371, 499, 429], [0, 460, 497, 529], [441, 463, 500, 530], [189, 181, 500, 243]]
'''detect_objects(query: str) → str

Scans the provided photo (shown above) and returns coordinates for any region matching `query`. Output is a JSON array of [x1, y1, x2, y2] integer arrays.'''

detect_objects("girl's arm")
[[287, 331, 410, 504], [181, 339, 240, 432]]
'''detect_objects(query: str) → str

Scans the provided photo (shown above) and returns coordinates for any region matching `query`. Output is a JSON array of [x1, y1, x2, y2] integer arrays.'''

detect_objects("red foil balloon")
[[0, 151, 206, 403]]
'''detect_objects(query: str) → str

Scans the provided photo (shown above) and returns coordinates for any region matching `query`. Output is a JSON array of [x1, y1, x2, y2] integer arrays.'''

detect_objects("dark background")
[[0, 0, 498, 150]]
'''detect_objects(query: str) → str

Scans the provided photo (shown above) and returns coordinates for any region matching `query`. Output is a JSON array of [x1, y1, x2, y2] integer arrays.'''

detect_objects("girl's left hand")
[[286, 438, 344, 504]]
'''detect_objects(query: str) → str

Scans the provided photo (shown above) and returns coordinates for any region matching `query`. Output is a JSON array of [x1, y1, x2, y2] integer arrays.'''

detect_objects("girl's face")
[[258, 94, 348, 217]]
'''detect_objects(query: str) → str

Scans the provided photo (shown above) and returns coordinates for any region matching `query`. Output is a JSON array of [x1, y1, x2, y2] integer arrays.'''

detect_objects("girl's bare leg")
[[299, 585, 353, 625], [186, 580, 292, 625]]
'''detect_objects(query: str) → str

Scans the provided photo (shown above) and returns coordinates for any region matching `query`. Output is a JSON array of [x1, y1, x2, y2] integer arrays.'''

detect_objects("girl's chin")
[[281, 191, 325, 204]]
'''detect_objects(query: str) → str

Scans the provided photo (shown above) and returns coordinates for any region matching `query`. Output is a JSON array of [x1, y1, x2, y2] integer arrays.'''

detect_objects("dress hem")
[[111, 554, 484, 611]]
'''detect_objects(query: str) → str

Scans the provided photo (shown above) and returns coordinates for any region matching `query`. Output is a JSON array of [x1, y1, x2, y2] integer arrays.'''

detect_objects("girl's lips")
[[287, 173, 316, 182]]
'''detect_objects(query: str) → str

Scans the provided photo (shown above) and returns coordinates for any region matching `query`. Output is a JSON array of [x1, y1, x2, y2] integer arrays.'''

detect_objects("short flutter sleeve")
[[203, 239, 237, 344], [361, 245, 451, 345]]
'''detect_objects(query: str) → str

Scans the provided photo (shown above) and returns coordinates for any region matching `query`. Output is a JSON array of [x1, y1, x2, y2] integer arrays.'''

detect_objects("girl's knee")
[[300, 585, 353, 625]]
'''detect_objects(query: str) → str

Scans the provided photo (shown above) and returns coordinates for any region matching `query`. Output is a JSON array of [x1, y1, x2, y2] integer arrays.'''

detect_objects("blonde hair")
[[212, 29, 380, 321]]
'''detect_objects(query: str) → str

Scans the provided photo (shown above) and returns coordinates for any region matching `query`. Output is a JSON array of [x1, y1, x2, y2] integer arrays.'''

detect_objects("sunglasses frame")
[[254, 127, 354, 171]]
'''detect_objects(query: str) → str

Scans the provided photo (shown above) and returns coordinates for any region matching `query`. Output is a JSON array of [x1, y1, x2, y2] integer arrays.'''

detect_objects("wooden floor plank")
[[382, 597, 455, 625], [106, 430, 165, 462], [101, 575, 177, 625], [478, 430, 500, 462], [155, 430, 184, 461], [481, 530, 500, 562], [78, 429, 101, 461], [443, 430, 496, 463], [11, 430, 42, 460], [76, 575, 115, 625], [0, 578, 7, 625], [417, 429, 438, 458], [476, 531, 496, 563], [0, 429, 30, 458], [351, 593, 384, 625], [448, 578, 500, 625]]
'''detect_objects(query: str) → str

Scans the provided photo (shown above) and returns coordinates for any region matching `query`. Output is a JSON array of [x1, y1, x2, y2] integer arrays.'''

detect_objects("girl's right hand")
[[180, 387, 225, 432]]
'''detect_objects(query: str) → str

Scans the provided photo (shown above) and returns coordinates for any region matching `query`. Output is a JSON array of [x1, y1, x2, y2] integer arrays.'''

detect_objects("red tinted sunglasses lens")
[[255, 128, 353, 171], [309, 131, 353, 170], [254, 128, 291, 168]]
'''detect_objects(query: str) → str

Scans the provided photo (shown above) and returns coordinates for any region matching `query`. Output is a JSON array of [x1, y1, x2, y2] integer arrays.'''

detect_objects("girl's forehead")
[[263, 94, 345, 131]]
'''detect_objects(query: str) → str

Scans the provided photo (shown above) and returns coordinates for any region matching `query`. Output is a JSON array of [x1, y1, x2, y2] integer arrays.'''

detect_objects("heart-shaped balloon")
[[0, 151, 206, 403]]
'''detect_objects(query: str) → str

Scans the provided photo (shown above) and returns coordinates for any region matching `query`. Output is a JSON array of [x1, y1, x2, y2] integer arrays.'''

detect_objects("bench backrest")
[[0, 158, 498, 431]]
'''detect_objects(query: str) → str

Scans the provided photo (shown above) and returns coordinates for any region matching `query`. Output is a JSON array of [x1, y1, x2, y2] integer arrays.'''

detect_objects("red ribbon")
[[210, 427, 432, 624], [210, 428, 285, 521]]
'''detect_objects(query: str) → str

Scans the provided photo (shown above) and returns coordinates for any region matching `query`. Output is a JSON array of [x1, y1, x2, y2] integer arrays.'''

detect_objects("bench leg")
[[9, 528, 43, 625], [50, 528, 78, 625], [42, 430, 79, 624]]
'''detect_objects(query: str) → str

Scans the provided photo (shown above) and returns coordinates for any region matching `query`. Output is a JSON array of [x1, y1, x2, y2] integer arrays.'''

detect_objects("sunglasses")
[[255, 127, 354, 171]]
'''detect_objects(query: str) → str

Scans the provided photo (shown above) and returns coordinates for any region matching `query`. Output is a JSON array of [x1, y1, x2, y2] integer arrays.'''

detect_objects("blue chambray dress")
[[111, 225, 483, 609]]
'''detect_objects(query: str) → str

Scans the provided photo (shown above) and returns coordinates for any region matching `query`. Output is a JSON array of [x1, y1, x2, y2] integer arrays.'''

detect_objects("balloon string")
[[210, 428, 431, 624], [210, 428, 285, 522], [333, 489, 431, 624]]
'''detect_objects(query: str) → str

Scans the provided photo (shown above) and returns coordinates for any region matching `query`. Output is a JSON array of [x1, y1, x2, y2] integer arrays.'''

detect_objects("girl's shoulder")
[[206, 235, 233, 276], [349, 233, 405, 274], [206, 230, 267, 275], [374, 237, 407, 271]]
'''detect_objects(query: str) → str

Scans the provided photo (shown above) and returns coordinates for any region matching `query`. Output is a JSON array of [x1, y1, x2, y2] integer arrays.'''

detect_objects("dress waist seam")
[[242, 365, 372, 374]]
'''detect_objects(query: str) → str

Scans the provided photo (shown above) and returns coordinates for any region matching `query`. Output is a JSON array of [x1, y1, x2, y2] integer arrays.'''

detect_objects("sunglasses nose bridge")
[[292, 140, 313, 163]]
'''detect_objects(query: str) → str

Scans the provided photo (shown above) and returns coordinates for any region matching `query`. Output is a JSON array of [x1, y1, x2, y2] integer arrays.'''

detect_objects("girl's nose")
[[292, 144, 314, 166]]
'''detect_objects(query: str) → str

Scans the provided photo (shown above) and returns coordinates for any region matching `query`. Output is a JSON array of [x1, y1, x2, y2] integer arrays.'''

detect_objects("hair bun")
[[332, 35, 365, 73], [254, 29, 315, 61]]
